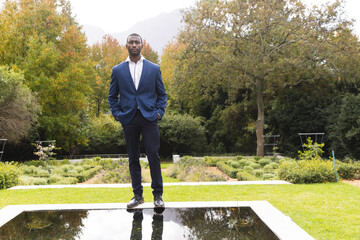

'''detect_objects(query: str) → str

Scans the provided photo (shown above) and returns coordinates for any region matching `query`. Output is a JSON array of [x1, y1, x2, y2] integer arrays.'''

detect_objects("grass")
[[0, 183, 359, 239]]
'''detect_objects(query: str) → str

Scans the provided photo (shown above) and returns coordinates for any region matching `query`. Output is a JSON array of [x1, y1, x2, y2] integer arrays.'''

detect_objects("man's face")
[[126, 36, 143, 57]]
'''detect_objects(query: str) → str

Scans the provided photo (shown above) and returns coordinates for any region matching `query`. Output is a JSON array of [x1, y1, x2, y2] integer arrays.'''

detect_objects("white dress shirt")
[[126, 55, 145, 90]]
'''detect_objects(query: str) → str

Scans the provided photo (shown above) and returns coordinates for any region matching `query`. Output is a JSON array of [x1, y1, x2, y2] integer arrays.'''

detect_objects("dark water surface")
[[0, 207, 279, 240]]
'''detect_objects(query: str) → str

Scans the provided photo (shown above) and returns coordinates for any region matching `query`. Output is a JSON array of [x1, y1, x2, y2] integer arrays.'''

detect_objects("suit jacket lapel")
[[137, 60, 148, 90], [124, 61, 136, 91]]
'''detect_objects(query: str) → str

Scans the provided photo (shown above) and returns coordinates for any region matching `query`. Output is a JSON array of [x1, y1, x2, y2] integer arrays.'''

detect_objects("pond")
[[0, 207, 279, 240]]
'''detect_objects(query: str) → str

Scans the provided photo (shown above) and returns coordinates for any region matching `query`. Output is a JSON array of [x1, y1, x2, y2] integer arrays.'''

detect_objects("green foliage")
[[83, 114, 126, 154], [249, 162, 261, 169], [172, 0, 355, 156], [278, 159, 337, 184], [336, 160, 360, 179], [158, 114, 206, 156], [204, 103, 257, 153], [95, 160, 131, 184], [269, 162, 279, 169], [263, 164, 274, 173], [167, 156, 226, 181], [243, 166, 254, 172], [298, 138, 324, 160], [263, 173, 277, 180], [0, 66, 40, 142], [19, 176, 48, 185], [236, 170, 259, 181], [0, 0, 94, 154], [203, 156, 223, 166], [230, 161, 240, 168], [253, 169, 264, 178], [19, 160, 102, 185], [88, 35, 127, 117], [21, 165, 50, 177], [327, 94, 360, 159], [238, 159, 248, 167], [258, 158, 271, 167], [0, 162, 20, 189], [216, 161, 238, 178]]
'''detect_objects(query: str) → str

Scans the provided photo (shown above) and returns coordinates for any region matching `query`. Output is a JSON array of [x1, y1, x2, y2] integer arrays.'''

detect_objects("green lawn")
[[0, 183, 359, 240]]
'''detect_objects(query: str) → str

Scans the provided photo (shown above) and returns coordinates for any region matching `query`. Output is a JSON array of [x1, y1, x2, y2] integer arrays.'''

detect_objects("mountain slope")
[[82, 9, 184, 56]]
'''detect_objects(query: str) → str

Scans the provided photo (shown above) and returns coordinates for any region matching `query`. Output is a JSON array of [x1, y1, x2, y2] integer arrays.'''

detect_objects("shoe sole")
[[127, 200, 144, 208], [154, 203, 165, 208]]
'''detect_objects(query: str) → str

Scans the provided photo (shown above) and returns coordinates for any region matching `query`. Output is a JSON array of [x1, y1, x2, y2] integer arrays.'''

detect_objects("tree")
[[88, 35, 127, 116], [176, 0, 355, 156], [327, 94, 360, 159], [0, 0, 93, 153], [141, 40, 160, 64], [0, 66, 40, 142]]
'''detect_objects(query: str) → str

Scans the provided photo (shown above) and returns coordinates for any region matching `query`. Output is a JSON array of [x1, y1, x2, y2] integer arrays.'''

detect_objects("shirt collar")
[[126, 55, 145, 63]]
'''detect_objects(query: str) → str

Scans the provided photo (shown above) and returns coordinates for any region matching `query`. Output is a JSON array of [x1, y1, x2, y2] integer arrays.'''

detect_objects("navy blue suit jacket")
[[108, 59, 167, 125]]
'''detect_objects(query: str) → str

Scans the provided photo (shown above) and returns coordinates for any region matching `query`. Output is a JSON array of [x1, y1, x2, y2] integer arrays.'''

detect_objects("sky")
[[0, 0, 359, 35], [67, 0, 196, 33]]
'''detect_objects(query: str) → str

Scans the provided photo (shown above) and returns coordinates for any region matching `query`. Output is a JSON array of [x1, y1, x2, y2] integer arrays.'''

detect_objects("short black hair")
[[127, 33, 143, 44]]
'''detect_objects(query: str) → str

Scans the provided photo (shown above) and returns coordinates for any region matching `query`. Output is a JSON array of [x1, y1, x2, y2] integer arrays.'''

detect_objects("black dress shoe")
[[127, 195, 144, 208], [154, 195, 165, 208]]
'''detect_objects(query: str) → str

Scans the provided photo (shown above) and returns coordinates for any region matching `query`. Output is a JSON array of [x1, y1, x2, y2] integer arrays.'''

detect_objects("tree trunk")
[[255, 78, 265, 156]]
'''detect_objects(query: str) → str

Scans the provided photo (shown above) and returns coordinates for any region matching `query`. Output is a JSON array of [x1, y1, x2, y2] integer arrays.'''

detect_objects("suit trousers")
[[122, 110, 163, 197]]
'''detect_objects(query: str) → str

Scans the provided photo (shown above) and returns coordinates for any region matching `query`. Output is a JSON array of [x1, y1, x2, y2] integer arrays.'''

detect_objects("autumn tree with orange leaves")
[[0, 0, 93, 153]]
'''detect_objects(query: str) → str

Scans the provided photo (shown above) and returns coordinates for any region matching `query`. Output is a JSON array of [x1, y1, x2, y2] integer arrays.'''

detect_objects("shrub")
[[203, 156, 220, 166], [83, 166, 102, 181], [263, 164, 274, 173], [19, 175, 47, 185], [249, 162, 261, 169], [278, 159, 337, 184], [177, 166, 226, 182], [48, 175, 63, 184], [269, 162, 279, 169], [336, 161, 360, 179], [236, 171, 259, 181], [0, 162, 20, 189], [84, 114, 126, 154], [21, 165, 50, 177], [96, 161, 131, 184], [238, 159, 248, 167], [236, 155, 243, 160], [243, 166, 254, 172], [56, 177, 78, 185], [259, 159, 270, 167], [22, 160, 46, 167], [158, 114, 206, 156], [254, 156, 261, 161], [253, 169, 264, 178], [245, 160, 255, 166], [167, 156, 226, 181], [216, 161, 238, 178], [263, 173, 276, 180], [231, 162, 240, 169]]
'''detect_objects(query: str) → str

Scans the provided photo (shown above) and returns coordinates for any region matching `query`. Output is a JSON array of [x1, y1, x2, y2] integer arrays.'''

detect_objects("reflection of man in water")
[[129, 209, 164, 240]]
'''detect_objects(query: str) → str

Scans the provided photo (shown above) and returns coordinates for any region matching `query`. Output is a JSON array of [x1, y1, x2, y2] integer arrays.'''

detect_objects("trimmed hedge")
[[0, 162, 21, 189], [236, 170, 259, 181], [216, 161, 238, 178], [278, 159, 337, 184], [336, 161, 360, 179]]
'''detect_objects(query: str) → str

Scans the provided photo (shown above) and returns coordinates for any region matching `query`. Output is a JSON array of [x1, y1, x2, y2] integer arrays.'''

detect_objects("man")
[[108, 33, 167, 208]]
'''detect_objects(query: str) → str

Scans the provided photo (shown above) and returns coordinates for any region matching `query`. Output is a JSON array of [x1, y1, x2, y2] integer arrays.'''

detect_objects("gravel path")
[[342, 179, 360, 188]]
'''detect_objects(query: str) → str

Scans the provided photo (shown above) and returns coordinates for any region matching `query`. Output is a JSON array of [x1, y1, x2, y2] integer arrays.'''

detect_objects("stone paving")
[[9, 180, 291, 190]]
